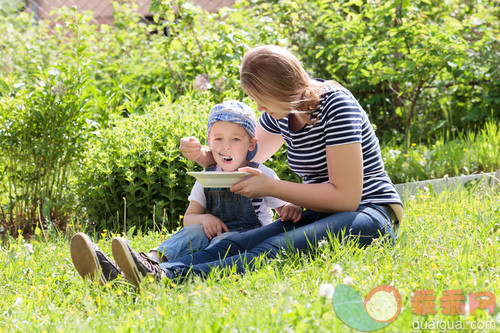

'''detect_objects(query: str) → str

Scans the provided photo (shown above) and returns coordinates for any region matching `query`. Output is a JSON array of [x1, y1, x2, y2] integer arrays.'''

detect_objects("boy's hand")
[[276, 203, 302, 223], [202, 215, 229, 239], [179, 137, 202, 161]]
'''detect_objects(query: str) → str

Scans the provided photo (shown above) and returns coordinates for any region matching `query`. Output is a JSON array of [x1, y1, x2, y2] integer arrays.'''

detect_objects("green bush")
[[0, 8, 99, 232], [75, 95, 207, 232], [237, 0, 500, 148], [1, 0, 498, 233], [75, 94, 299, 232]]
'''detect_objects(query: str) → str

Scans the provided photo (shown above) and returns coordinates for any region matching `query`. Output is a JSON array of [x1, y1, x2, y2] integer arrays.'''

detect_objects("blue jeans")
[[160, 204, 395, 279], [153, 225, 239, 261]]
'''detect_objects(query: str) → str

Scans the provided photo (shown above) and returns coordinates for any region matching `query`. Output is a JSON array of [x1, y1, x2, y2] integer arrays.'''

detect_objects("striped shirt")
[[259, 83, 402, 206]]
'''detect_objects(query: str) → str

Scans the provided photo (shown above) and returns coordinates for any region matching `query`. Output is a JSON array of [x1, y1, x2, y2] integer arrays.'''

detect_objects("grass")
[[383, 121, 500, 184], [0, 184, 499, 332]]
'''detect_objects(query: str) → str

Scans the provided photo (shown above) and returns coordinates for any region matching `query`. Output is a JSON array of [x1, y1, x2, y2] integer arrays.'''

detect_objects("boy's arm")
[[183, 201, 229, 239], [179, 137, 215, 167]]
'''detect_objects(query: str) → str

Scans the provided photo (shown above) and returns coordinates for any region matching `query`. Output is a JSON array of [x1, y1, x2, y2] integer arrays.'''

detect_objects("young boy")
[[70, 100, 301, 286]]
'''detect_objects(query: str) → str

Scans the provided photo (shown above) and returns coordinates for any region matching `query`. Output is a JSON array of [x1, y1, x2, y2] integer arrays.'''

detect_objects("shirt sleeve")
[[187, 181, 206, 208], [322, 92, 364, 147], [258, 112, 281, 135]]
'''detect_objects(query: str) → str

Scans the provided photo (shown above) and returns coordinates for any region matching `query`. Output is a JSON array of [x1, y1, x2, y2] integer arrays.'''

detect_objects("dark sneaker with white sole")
[[112, 237, 164, 290], [70, 232, 122, 286]]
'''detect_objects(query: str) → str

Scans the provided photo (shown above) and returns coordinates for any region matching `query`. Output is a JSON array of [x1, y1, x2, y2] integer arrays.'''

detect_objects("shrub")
[[0, 8, 99, 233], [75, 94, 209, 232], [1, 0, 498, 233], [75, 93, 300, 233]]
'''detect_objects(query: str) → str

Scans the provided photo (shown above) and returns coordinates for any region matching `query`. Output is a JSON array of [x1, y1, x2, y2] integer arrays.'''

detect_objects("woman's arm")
[[234, 142, 363, 213]]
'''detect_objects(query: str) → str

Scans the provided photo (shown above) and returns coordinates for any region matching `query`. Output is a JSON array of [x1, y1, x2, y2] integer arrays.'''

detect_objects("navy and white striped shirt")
[[259, 83, 402, 206]]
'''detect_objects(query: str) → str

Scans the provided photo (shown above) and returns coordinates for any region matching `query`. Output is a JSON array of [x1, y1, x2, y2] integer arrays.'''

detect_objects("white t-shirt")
[[187, 164, 287, 226]]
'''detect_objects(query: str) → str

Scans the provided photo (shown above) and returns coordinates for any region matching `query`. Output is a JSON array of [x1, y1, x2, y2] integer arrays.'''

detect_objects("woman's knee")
[[349, 207, 394, 245]]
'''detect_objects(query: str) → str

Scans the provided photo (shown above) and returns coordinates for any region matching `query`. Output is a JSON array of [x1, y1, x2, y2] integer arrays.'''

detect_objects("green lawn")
[[0, 184, 499, 332]]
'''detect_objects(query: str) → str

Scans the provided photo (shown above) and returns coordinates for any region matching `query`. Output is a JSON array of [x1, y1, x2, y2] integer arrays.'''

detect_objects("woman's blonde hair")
[[240, 45, 321, 122]]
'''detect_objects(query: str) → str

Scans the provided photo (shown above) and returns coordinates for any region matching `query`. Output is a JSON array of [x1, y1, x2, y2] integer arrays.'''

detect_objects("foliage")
[[0, 0, 499, 232], [237, 0, 500, 149], [0, 186, 498, 331], [74, 94, 296, 232], [75, 95, 206, 232], [383, 121, 500, 183], [0, 0, 27, 16], [0, 8, 100, 233]]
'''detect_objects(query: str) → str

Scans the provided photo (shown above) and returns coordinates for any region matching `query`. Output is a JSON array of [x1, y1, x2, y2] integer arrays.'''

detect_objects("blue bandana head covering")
[[207, 100, 258, 160]]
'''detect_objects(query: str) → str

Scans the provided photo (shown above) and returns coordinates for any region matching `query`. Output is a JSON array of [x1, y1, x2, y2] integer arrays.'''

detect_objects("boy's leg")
[[112, 237, 164, 290], [159, 219, 299, 269], [70, 232, 122, 285], [153, 224, 211, 261]]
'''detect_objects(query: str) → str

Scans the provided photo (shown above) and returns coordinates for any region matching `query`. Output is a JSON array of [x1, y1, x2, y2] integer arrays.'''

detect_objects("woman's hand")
[[230, 166, 273, 198], [179, 137, 202, 161], [275, 203, 302, 223]]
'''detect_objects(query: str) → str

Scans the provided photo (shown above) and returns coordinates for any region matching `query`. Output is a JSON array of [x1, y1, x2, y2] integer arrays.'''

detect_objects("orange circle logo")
[[364, 285, 402, 323]]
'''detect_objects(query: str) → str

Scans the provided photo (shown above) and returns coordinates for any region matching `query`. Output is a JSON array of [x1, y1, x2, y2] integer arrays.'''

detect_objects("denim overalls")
[[204, 162, 261, 232], [154, 162, 261, 262]]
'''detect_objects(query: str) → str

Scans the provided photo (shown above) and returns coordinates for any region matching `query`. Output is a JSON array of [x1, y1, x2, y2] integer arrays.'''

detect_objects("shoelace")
[[138, 252, 162, 277]]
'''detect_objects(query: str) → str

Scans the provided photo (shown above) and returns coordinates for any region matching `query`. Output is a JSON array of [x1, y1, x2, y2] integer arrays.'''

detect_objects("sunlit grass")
[[0, 185, 499, 332], [383, 121, 500, 183]]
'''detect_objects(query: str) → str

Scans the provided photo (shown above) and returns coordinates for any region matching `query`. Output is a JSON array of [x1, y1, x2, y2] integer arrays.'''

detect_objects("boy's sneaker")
[[112, 237, 164, 290], [70, 232, 122, 286]]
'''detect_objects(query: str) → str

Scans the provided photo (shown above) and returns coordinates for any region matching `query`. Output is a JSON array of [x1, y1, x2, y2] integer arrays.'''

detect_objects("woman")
[[111, 45, 403, 285]]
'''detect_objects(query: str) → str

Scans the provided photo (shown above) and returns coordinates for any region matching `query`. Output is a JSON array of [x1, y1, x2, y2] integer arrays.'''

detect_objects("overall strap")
[[247, 161, 260, 168], [205, 164, 217, 172]]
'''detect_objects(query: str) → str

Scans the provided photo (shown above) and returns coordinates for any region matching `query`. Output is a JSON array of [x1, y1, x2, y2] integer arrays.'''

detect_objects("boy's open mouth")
[[220, 154, 233, 162]]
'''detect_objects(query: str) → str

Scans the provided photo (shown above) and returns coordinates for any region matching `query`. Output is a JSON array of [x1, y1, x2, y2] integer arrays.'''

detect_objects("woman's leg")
[[163, 210, 320, 268], [162, 205, 394, 279], [206, 231, 239, 248], [161, 219, 285, 267]]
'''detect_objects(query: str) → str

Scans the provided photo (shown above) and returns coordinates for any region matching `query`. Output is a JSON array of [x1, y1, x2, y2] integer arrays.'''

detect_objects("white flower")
[[388, 149, 401, 159], [13, 297, 23, 307], [318, 283, 335, 299], [343, 276, 354, 286], [332, 264, 343, 276], [318, 239, 329, 249], [22, 243, 33, 254]]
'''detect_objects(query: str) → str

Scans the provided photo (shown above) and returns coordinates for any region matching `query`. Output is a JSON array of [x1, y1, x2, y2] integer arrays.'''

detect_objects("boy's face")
[[208, 121, 257, 172]]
